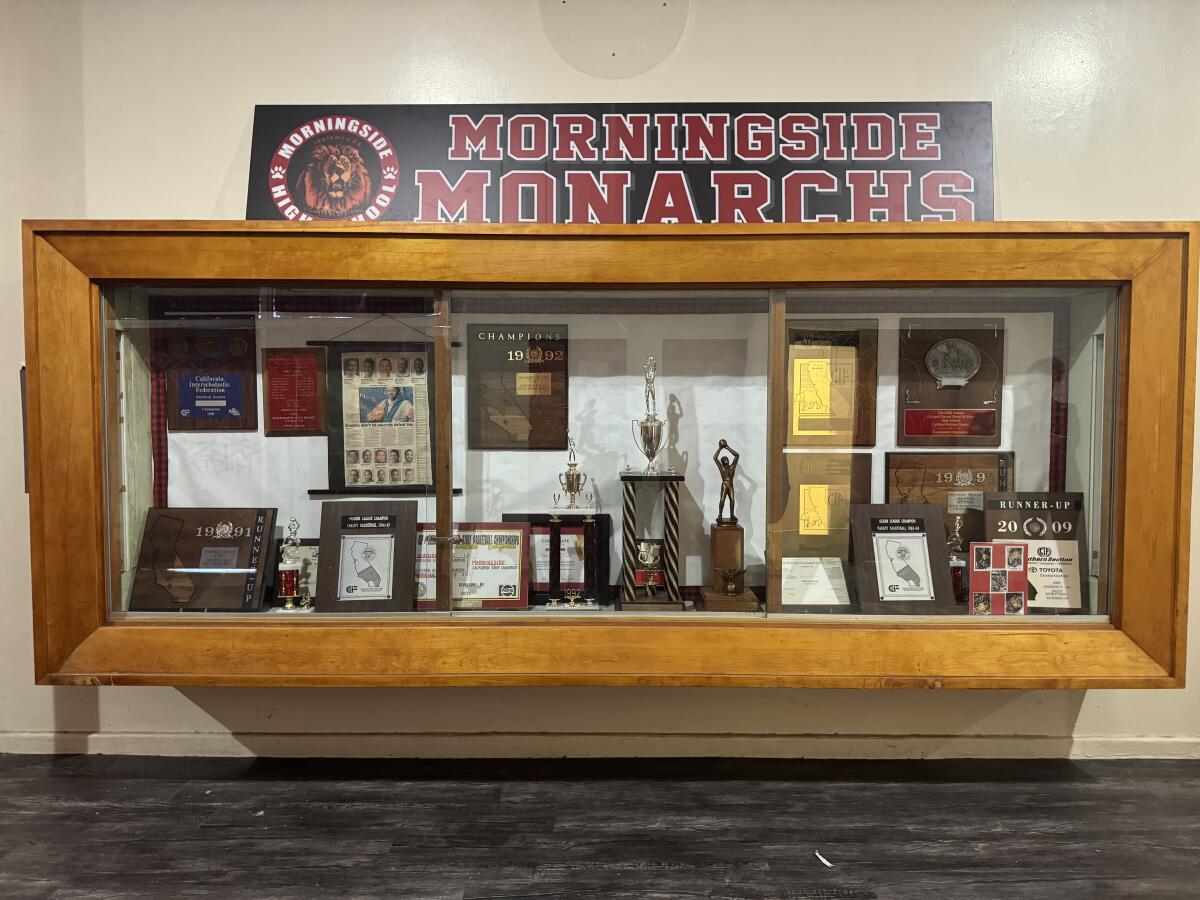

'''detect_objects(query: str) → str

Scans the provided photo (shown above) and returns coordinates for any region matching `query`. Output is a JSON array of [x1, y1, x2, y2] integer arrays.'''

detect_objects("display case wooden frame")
[[22, 220, 1195, 688]]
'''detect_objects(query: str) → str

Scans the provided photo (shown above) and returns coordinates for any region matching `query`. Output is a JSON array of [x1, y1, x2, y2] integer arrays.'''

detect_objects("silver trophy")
[[555, 436, 589, 510], [631, 354, 664, 474]]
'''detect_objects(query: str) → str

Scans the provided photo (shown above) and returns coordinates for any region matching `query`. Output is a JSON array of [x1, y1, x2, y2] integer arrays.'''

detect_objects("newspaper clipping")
[[339, 350, 431, 487]]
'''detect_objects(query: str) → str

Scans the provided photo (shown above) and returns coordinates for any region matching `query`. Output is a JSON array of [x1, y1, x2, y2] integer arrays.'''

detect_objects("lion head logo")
[[296, 142, 372, 218]]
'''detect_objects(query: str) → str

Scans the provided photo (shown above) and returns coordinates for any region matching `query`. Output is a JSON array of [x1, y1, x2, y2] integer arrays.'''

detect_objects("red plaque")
[[263, 348, 327, 436], [968, 541, 1029, 615], [904, 409, 997, 438]]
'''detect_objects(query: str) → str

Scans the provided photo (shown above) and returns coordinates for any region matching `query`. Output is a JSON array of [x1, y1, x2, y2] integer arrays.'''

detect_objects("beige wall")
[[2, 0, 1198, 757]]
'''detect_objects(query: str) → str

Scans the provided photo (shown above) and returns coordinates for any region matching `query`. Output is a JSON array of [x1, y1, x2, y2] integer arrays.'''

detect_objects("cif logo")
[[888, 584, 901, 593], [1038, 546, 1052, 558]]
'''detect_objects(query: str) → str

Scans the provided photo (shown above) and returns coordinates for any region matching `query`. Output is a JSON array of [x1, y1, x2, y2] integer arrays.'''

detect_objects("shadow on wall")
[[52, 686, 99, 753], [177, 686, 1088, 758]]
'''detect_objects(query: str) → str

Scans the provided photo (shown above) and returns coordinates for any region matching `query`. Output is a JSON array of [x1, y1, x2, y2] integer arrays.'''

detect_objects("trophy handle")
[[579, 472, 588, 489], [559, 472, 568, 490], [630, 418, 638, 447]]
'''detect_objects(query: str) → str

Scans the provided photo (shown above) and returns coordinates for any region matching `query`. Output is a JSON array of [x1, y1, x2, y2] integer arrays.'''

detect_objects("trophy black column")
[[619, 471, 685, 611]]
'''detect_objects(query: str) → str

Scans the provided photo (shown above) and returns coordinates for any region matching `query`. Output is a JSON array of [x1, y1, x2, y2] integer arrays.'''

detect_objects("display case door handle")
[[19, 365, 28, 494]]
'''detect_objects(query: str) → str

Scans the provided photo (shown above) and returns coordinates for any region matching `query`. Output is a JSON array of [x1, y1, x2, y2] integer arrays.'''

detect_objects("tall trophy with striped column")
[[619, 355, 684, 611]]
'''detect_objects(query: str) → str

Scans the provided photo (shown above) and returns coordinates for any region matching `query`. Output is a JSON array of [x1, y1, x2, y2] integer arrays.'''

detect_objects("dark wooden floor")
[[0, 755, 1197, 898]]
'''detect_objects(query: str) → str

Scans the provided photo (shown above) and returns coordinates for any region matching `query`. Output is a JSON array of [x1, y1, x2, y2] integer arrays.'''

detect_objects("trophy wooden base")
[[700, 588, 760, 612], [620, 598, 686, 612]]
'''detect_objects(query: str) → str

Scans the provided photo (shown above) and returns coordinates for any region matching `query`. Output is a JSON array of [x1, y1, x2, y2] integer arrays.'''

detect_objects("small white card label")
[[781, 557, 851, 606]]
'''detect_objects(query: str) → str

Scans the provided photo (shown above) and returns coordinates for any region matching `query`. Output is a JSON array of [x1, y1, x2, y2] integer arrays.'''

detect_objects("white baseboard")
[[1, 731, 1198, 759]]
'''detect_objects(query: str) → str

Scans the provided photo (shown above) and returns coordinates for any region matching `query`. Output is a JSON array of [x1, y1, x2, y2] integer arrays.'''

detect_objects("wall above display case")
[[20, 220, 1196, 688]]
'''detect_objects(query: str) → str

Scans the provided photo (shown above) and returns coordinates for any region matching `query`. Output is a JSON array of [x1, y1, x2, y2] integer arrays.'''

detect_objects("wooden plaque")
[[315, 500, 418, 613], [262, 347, 327, 437], [850, 503, 956, 615], [786, 320, 878, 447], [129, 507, 276, 611], [886, 451, 1015, 548], [160, 321, 258, 432], [983, 492, 1090, 613], [897, 318, 1004, 447], [467, 324, 568, 450]]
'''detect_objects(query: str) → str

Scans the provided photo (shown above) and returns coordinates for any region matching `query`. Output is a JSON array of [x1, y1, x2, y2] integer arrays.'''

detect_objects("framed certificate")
[[315, 500, 418, 613], [785, 320, 877, 447], [851, 504, 956, 614], [415, 523, 531, 610], [129, 507, 276, 611]]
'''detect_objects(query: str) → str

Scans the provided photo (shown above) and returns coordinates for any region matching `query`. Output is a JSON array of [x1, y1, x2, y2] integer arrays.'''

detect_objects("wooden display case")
[[22, 220, 1196, 688]]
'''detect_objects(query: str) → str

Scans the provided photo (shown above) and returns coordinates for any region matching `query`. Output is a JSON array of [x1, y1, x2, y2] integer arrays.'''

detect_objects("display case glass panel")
[[449, 291, 769, 616], [99, 283, 1119, 621], [771, 287, 1118, 619], [101, 287, 445, 616]]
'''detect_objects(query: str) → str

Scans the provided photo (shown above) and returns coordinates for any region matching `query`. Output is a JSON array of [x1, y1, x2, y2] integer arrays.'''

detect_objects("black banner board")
[[247, 103, 993, 224]]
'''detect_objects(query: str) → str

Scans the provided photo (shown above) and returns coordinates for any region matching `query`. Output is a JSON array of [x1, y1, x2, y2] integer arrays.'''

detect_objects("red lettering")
[[507, 115, 549, 161], [602, 114, 650, 161], [414, 170, 491, 222], [681, 113, 730, 161], [920, 170, 975, 221], [639, 171, 698, 223], [779, 113, 819, 161], [734, 113, 775, 161], [565, 171, 631, 223], [781, 171, 839, 222], [823, 113, 848, 161], [901, 113, 942, 160], [847, 170, 911, 221], [711, 171, 771, 223], [851, 113, 895, 161], [654, 113, 679, 162], [553, 114, 599, 161], [447, 114, 502, 160], [500, 170, 556, 222]]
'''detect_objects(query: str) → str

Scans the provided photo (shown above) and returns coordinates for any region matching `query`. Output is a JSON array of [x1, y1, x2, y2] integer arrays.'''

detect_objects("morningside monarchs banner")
[[246, 103, 993, 224]]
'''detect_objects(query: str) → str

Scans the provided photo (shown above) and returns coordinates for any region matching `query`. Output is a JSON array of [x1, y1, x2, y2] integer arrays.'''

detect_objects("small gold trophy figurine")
[[555, 436, 589, 510], [947, 513, 967, 603], [702, 440, 759, 612], [277, 517, 302, 610]]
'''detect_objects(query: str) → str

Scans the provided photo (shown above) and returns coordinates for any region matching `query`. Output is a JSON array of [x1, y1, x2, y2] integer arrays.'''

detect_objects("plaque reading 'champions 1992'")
[[467, 325, 568, 451]]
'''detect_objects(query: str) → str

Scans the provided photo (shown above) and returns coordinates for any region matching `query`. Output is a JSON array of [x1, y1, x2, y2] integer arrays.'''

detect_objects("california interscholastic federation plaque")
[[467, 325, 568, 450]]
